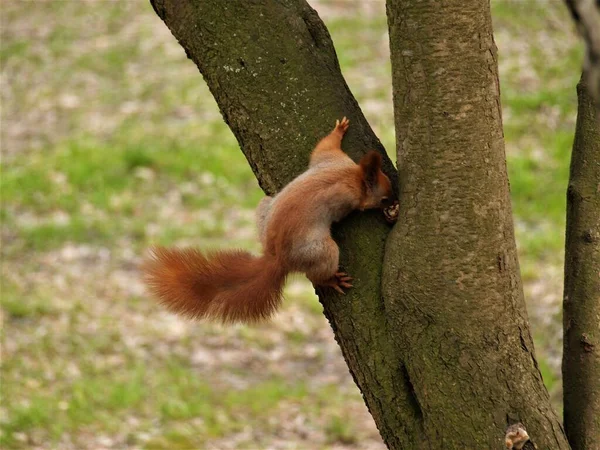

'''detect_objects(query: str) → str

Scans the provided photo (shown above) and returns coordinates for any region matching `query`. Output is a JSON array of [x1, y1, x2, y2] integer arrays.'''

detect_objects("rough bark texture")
[[384, 0, 570, 448], [563, 77, 600, 450], [148, 1, 414, 447]]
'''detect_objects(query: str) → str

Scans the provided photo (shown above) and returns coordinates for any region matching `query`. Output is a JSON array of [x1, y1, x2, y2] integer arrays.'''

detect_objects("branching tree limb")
[[148, 1, 418, 447], [150, 0, 571, 447], [563, 75, 600, 450]]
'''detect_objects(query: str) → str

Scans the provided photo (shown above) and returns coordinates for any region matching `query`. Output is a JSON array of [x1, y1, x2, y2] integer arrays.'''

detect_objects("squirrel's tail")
[[143, 246, 287, 323]]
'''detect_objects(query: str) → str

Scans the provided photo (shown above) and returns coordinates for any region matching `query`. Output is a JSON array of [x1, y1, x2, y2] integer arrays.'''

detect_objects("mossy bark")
[[150, 0, 571, 448], [563, 77, 600, 450], [384, 0, 569, 448]]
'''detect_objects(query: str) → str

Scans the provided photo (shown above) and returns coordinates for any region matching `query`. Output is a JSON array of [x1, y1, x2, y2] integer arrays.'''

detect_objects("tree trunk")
[[148, 0, 414, 446], [150, 0, 571, 448], [384, 0, 570, 448], [563, 76, 600, 450]]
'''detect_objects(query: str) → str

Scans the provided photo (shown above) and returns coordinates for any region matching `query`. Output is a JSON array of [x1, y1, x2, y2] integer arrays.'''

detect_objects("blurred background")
[[1, 1, 581, 448]]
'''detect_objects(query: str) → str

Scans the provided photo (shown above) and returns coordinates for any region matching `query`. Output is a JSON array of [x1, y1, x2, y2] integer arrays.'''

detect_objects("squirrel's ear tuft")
[[359, 150, 382, 188]]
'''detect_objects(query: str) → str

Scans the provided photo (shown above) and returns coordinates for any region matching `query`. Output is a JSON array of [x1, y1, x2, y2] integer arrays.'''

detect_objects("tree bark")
[[148, 1, 415, 447], [150, 0, 571, 448], [563, 76, 600, 450], [384, 0, 570, 448]]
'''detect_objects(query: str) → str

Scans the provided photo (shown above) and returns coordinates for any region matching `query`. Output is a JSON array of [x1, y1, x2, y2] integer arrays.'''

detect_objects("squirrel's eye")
[[381, 196, 393, 207]]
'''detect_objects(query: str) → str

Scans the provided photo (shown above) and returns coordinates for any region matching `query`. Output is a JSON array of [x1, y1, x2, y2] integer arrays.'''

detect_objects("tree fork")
[[149, 0, 571, 447], [563, 76, 600, 450]]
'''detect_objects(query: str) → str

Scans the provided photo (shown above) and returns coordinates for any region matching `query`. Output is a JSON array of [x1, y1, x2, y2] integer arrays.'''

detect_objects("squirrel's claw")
[[332, 284, 345, 295], [318, 271, 353, 294], [333, 117, 350, 135]]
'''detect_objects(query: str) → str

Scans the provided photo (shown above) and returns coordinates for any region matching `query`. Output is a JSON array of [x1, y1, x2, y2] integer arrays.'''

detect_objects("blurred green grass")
[[1, 0, 581, 448]]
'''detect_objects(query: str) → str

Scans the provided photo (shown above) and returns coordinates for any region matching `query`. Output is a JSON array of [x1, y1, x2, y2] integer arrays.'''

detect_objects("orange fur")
[[143, 117, 393, 323], [144, 247, 286, 323]]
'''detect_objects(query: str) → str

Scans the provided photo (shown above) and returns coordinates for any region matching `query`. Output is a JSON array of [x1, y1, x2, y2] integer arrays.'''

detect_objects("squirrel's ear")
[[359, 150, 382, 188]]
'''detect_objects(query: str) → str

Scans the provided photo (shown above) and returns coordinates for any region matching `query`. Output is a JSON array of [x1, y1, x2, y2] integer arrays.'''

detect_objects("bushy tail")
[[142, 246, 287, 323]]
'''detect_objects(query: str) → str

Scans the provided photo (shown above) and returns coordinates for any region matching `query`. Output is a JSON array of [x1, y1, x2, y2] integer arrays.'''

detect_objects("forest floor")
[[1, 0, 581, 448]]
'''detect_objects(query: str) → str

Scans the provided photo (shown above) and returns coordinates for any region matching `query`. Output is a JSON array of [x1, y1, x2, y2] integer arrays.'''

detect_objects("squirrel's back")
[[263, 164, 362, 255]]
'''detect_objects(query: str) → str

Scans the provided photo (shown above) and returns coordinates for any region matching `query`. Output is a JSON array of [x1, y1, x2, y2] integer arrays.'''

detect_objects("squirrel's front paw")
[[334, 117, 350, 135], [383, 200, 399, 224]]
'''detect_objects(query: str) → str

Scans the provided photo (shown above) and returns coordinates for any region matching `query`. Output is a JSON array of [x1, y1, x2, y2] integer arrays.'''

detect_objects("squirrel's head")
[[358, 151, 393, 211]]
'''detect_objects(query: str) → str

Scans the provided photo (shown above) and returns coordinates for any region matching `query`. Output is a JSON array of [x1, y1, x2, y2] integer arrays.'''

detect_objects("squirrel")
[[143, 117, 393, 324]]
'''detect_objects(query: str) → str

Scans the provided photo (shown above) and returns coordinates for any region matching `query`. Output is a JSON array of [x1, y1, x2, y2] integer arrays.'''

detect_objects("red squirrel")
[[143, 117, 393, 323]]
